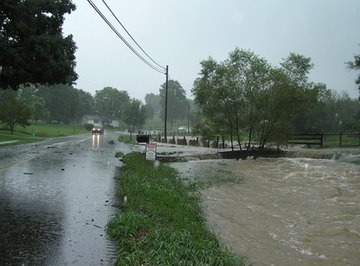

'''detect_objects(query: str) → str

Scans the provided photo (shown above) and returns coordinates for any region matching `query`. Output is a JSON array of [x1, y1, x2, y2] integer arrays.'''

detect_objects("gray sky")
[[63, 0, 360, 101]]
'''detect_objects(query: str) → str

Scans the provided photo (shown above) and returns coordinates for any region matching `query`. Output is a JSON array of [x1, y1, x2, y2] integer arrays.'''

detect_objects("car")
[[91, 127, 104, 135]]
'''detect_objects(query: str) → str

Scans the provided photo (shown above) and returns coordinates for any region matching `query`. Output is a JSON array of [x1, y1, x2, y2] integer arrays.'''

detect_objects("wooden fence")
[[288, 133, 360, 148]]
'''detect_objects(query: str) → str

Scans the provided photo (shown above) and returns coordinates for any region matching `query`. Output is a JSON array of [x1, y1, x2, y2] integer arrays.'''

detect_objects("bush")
[[84, 123, 94, 131]]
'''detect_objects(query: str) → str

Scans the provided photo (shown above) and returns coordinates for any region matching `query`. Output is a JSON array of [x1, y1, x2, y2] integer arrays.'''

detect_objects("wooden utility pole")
[[164, 65, 169, 141]]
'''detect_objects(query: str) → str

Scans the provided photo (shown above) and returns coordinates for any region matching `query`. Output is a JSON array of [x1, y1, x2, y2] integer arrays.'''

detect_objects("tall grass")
[[107, 152, 244, 265]]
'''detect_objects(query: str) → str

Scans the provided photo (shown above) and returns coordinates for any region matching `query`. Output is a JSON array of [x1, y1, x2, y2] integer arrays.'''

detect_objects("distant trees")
[[0, 0, 77, 89], [17, 84, 95, 124], [124, 99, 146, 129], [144, 93, 161, 120], [159, 80, 187, 126], [0, 89, 31, 134], [94, 87, 130, 119]]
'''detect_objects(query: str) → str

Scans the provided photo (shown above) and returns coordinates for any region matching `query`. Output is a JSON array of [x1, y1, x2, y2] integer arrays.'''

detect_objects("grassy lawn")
[[107, 152, 244, 265], [323, 133, 360, 147], [0, 122, 88, 145]]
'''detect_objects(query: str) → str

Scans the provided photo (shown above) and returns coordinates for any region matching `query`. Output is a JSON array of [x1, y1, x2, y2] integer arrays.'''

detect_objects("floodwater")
[[0, 131, 126, 265], [172, 152, 360, 266]]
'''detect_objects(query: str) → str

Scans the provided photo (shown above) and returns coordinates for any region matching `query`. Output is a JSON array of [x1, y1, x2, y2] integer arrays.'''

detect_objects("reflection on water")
[[0, 133, 119, 265], [92, 134, 101, 150], [177, 157, 360, 266]]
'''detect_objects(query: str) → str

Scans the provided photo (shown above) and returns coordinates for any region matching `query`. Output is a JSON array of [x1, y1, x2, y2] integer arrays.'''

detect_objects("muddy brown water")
[[171, 154, 360, 266]]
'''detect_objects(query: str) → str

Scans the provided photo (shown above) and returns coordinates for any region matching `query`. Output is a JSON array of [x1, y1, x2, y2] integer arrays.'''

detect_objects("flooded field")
[[172, 155, 360, 265]]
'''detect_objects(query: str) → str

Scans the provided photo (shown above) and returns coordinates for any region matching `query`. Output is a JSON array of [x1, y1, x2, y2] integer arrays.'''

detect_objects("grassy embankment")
[[0, 122, 88, 145], [107, 152, 244, 265]]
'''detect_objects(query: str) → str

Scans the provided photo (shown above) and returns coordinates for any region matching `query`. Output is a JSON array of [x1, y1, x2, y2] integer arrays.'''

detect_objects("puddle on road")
[[172, 157, 360, 266], [0, 132, 122, 265]]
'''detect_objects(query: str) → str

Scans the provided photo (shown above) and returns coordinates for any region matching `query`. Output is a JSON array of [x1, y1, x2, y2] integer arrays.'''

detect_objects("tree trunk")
[[235, 111, 242, 150]]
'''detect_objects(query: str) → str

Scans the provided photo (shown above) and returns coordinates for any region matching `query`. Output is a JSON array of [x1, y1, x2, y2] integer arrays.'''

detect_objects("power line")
[[86, 0, 165, 74], [101, 0, 165, 70]]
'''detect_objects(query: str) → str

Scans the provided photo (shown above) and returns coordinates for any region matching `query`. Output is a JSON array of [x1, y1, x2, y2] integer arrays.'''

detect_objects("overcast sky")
[[63, 0, 360, 102]]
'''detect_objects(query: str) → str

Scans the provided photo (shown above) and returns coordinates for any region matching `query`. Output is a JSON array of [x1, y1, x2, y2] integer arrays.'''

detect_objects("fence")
[[288, 133, 360, 148]]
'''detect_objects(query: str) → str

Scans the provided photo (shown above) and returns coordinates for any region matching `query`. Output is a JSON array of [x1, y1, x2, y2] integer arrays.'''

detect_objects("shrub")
[[84, 123, 94, 131]]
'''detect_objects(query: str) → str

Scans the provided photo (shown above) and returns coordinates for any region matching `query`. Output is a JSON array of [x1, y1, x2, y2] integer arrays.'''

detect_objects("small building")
[[82, 115, 120, 128]]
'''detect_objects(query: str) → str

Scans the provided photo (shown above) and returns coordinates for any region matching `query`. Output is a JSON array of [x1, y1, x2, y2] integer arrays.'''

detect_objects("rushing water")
[[173, 154, 360, 265]]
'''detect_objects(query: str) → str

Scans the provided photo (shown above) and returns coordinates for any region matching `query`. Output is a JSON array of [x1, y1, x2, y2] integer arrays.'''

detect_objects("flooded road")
[[172, 154, 360, 266], [0, 131, 126, 265]]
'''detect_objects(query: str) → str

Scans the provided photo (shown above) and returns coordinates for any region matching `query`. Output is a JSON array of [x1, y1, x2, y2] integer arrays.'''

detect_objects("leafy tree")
[[143, 103, 154, 121], [0, 0, 77, 89], [280, 52, 313, 88], [17, 84, 49, 123], [334, 93, 360, 132], [124, 99, 146, 129], [76, 89, 94, 121], [145, 93, 161, 117], [193, 48, 317, 149], [347, 46, 360, 100], [38, 84, 79, 123], [94, 87, 130, 120], [159, 80, 187, 127], [193, 49, 274, 149], [193, 57, 237, 148], [0, 89, 31, 133]]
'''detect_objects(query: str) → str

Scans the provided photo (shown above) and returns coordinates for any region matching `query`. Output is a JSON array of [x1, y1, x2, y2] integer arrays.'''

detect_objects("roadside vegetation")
[[107, 152, 244, 266], [117, 134, 137, 144]]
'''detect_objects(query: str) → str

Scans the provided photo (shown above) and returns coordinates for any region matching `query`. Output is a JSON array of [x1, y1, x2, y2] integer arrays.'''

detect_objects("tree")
[[347, 46, 360, 100], [145, 93, 161, 117], [192, 48, 317, 149], [124, 99, 146, 129], [334, 93, 360, 132], [159, 80, 187, 127], [0, 0, 77, 89], [76, 89, 94, 121], [38, 84, 79, 123], [0, 89, 31, 134], [94, 87, 130, 120], [18, 84, 49, 123], [193, 49, 273, 149], [192, 57, 236, 148]]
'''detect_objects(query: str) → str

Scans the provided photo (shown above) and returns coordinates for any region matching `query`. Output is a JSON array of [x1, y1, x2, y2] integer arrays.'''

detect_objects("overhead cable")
[[86, 0, 165, 74], [101, 0, 166, 70]]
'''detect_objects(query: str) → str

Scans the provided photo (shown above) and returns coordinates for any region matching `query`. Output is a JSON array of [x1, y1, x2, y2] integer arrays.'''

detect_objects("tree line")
[[192, 48, 360, 149], [0, 85, 149, 134]]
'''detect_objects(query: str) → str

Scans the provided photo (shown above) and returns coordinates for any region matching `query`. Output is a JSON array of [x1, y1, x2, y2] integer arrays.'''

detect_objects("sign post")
[[145, 142, 157, 161]]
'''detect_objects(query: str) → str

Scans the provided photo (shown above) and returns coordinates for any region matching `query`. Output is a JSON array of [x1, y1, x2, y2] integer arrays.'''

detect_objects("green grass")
[[323, 134, 360, 147], [118, 134, 137, 144], [0, 122, 88, 145], [107, 152, 244, 266]]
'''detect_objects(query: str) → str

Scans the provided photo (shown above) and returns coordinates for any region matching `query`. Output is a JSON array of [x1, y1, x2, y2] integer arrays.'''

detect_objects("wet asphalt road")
[[0, 131, 128, 265]]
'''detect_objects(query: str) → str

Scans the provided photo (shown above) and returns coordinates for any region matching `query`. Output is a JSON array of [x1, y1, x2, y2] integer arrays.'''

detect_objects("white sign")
[[146, 143, 157, 161]]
